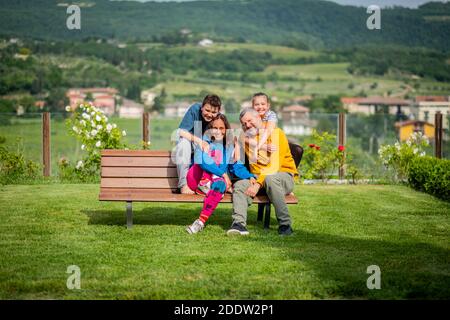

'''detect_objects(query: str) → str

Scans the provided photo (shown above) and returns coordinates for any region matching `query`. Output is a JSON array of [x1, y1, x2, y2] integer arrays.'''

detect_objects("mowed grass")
[[0, 184, 449, 299]]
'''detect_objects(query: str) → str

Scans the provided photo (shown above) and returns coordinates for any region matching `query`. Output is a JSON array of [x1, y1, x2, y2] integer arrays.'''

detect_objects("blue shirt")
[[193, 137, 254, 180], [178, 103, 209, 135]]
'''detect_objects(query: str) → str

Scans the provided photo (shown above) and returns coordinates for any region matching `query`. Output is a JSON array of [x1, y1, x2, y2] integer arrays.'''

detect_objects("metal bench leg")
[[264, 203, 271, 229], [126, 201, 133, 229], [257, 203, 264, 222]]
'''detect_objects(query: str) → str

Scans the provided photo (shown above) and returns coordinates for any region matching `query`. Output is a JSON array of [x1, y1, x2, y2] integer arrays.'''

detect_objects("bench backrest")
[[101, 150, 177, 190]]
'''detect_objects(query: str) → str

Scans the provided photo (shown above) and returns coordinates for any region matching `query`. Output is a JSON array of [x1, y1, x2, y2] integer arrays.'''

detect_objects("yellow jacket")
[[245, 128, 298, 185]]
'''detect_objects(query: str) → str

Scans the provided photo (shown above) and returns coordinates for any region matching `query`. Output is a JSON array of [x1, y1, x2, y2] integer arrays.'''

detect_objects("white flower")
[[65, 106, 71, 112], [91, 121, 96, 127], [96, 115, 101, 122], [81, 144, 85, 150], [91, 129, 98, 136], [112, 123, 117, 129], [80, 120, 86, 126], [72, 126, 79, 133], [122, 130, 127, 136], [106, 124, 113, 132], [97, 124, 103, 130], [82, 113, 90, 120], [95, 141, 101, 147], [420, 152, 426, 157], [76, 160, 83, 169], [147, 141, 151, 145], [413, 148, 418, 154]]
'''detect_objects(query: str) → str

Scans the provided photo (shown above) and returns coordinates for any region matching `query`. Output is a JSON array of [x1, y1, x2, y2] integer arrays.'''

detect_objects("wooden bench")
[[99, 149, 299, 229]]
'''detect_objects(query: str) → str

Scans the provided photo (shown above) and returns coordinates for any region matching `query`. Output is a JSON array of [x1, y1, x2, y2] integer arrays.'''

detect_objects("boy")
[[174, 94, 221, 194]]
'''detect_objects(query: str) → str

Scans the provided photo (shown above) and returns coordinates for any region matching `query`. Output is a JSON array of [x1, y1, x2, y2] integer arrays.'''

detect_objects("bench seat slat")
[[99, 188, 299, 204], [101, 156, 175, 167], [101, 177, 178, 189], [101, 167, 177, 178], [102, 150, 171, 157]]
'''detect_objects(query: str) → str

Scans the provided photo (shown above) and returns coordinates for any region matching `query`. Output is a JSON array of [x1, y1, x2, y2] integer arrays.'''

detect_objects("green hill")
[[0, 0, 449, 50]]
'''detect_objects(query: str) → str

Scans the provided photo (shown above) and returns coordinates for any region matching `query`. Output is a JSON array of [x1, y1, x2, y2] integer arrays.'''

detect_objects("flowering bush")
[[378, 132, 429, 182], [301, 130, 347, 181], [0, 138, 41, 184], [62, 102, 129, 181]]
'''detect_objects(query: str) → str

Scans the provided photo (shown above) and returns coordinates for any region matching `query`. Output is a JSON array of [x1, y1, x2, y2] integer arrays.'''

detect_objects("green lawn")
[[0, 184, 448, 299]]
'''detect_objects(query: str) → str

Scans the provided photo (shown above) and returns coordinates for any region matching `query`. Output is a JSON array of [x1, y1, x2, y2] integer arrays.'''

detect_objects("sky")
[[115, 0, 449, 8]]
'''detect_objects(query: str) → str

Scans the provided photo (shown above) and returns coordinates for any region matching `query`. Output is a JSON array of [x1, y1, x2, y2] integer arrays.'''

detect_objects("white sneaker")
[[186, 219, 204, 234]]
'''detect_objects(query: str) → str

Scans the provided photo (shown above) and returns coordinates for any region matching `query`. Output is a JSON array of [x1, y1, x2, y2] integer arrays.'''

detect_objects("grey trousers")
[[232, 172, 294, 227], [174, 137, 194, 188]]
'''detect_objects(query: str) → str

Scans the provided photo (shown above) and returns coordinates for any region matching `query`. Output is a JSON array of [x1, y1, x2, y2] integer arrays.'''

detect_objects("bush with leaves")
[[301, 130, 347, 181], [0, 138, 41, 184], [407, 156, 450, 201], [62, 102, 130, 182], [378, 132, 429, 182]]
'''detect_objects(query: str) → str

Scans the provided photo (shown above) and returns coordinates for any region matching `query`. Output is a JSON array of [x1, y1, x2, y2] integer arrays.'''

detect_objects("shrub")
[[378, 132, 429, 182], [63, 102, 129, 181], [301, 130, 347, 181], [0, 139, 41, 184], [407, 156, 450, 201]]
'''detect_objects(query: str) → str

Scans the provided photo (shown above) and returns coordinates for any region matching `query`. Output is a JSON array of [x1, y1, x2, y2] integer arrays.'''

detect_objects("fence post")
[[42, 112, 51, 177], [338, 112, 346, 180], [142, 112, 149, 149], [434, 111, 443, 159]]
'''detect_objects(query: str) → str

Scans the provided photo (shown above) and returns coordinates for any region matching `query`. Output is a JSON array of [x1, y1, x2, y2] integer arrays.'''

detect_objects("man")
[[173, 94, 221, 194], [227, 108, 298, 236]]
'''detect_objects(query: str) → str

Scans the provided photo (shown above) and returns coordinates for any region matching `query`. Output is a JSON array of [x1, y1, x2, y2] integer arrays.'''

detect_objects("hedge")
[[407, 156, 450, 201]]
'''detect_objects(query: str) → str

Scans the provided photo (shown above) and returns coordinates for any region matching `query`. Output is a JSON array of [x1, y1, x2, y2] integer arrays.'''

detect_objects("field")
[[0, 184, 448, 299]]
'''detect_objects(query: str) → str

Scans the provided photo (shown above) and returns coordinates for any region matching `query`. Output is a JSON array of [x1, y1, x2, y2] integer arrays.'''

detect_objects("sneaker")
[[226, 222, 249, 236], [278, 225, 293, 236], [186, 219, 204, 234]]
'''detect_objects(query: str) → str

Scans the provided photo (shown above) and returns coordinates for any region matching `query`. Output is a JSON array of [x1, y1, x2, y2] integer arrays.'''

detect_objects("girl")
[[186, 114, 255, 234]]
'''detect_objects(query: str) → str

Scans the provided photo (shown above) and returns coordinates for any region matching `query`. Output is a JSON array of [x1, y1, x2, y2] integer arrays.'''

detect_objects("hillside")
[[0, 0, 449, 50]]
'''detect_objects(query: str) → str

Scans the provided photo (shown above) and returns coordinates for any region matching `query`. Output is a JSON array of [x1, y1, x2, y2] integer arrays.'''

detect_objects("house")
[[119, 98, 144, 119], [341, 96, 413, 119], [34, 100, 46, 110], [198, 39, 213, 47], [413, 96, 450, 129], [280, 105, 314, 136], [165, 101, 191, 118], [67, 88, 118, 115], [395, 120, 434, 142]]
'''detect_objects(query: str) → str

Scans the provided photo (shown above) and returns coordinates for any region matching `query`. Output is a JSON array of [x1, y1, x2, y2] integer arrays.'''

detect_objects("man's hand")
[[245, 181, 261, 198]]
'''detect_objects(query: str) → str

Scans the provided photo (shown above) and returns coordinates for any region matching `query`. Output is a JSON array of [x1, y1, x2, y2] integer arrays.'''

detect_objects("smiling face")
[[240, 110, 262, 137], [210, 118, 226, 141], [252, 95, 270, 118], [201, 103, 220, 122]]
